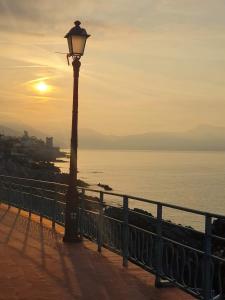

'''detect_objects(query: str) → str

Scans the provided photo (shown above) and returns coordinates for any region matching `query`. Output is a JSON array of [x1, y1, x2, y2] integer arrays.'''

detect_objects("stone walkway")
[[0, 204, 193, 300]]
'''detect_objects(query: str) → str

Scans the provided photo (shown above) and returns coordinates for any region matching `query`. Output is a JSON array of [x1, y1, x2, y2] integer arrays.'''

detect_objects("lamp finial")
[[74, 20, 81, 27]]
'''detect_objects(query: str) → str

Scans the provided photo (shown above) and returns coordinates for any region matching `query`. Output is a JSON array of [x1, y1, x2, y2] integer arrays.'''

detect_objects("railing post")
[[123, 196, 129, 267], [97, 191, 104, 252], [29, 186, 32, 218], [79, 189, 85, 239], [155, 204, 163, 287], [0, 177, 2, 206], [52, 188, 57, 229], [39, 188, 43, 223], [7, 181, 12, 208], [18, 183, 22, 212], [203, 214, 212, 300]]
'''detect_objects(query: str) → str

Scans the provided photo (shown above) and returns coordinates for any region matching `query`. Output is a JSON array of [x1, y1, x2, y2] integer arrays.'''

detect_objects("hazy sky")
[[0, 0, 225, 139]]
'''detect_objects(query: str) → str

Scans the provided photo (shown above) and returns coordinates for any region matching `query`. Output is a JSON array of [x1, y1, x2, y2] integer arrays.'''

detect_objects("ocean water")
[[55, 149, 225, 230]]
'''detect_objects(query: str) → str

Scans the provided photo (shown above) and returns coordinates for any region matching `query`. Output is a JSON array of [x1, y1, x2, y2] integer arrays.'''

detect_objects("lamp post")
[[63, 21, 90, 242]]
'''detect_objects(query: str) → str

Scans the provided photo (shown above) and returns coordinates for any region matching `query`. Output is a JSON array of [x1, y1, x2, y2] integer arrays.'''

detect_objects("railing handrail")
[[0, 174, 68, 188], [0, 174, 225, 298], [1, 174, 225, 219]]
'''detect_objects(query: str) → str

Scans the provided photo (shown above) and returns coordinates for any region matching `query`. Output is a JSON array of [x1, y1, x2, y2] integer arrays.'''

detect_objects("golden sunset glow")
[[0, 0, 225, 139], [35, 82, 49, 93]]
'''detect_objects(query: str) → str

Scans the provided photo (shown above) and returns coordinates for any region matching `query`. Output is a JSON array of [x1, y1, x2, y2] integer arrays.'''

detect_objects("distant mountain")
[[0, 122, 46, 139], [1, 123, 225, 151], [0, 122, 63, 146], [78, 125, 225, 151]]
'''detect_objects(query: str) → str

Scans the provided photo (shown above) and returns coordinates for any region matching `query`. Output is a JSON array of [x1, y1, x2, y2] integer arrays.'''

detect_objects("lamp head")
[[65, 20, 90, 57]]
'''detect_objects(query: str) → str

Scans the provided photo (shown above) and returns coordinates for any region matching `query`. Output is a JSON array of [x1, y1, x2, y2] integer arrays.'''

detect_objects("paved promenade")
[[0, 204, 193, 300]]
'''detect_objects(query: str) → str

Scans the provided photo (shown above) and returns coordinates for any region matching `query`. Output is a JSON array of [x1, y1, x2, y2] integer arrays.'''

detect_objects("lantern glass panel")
[[67, 36, 73, 55], [71, 35, 87, 56]]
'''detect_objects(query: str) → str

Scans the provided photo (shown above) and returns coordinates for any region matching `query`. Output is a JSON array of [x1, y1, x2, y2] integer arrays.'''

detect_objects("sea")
[[55, 149, 225, 231]]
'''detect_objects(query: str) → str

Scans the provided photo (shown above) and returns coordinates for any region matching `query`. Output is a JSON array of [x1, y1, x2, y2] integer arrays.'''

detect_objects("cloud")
[[1, 0, 225, 137]]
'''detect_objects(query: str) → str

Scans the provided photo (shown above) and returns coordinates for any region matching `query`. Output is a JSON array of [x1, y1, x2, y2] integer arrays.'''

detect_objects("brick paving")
[[0, 204, 194, 300]]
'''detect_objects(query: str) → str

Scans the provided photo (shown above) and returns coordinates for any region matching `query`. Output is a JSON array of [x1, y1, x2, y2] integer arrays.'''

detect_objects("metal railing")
[[0, 175, 224, 300]]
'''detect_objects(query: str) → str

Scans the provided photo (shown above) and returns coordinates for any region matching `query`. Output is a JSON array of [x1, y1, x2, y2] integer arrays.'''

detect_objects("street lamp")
[[63, 20, 90, 242]]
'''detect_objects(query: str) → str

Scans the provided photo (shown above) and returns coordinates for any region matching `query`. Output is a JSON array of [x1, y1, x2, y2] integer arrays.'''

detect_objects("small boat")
[[97, 183, 113, 191]]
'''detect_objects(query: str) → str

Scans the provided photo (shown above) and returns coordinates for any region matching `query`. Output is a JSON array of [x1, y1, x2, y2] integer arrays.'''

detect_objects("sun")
[[35, 82, 49, 93]]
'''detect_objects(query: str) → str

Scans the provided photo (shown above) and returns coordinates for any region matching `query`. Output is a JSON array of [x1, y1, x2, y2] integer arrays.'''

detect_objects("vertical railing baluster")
[[0, 178, 2, 206], [80, 189, 85, 239], [97, 191, 104, 252], [52, 184, 59, 229], [203, 214, 212, 300], [40, 188, 43, 223], [29, 185, 32, 218], [0, 177, 1, 205], [0, 177, 2, 205], [0, 177, 2, 206], [155, 204, 163, 287], [18, 183, 22, 213], [8, 181, 12, 208], [122, 196, 129, 267], [52, 187, 57, 229]]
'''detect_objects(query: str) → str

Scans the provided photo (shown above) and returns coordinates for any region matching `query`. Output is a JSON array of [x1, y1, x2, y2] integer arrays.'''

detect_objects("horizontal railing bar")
[[10, 183, 58, 195], [129, 196, 225, 219], [9, 186, 225, 249], [82, 198, 101, 205], [211, 254, 225, 263], [127, 208, 202, 235], [2, 174, 225, 219], [103, 214, 123, 224], [8, 188, 53, 202], [128, 223, 157, 236], [80, 187, 210, 217], [55, 200, 66, 206], [2, 182, 66, 199], [81, 209, 99, 216], [0, 175, 68, 188], [161, 235, 204, 254], [21, 192, 55, 203], [78, 186, 128, 198], [80, 186, 225, 219], [128, 222, 204, 254], [102, 203, 122, 209], [211, 234, 225, 242], [57, 191, 66, 196]]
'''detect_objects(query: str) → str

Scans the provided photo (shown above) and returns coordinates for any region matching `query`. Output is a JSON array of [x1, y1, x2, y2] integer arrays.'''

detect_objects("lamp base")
[[63, 235, 82, 243]]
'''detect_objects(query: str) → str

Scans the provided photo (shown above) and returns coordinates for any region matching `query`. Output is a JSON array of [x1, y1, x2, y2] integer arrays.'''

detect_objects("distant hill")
[[0, 123, 45, 139], [0, 123, 62, 146], [1, 123, 225, 151], [78, 125, 225, 151]]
